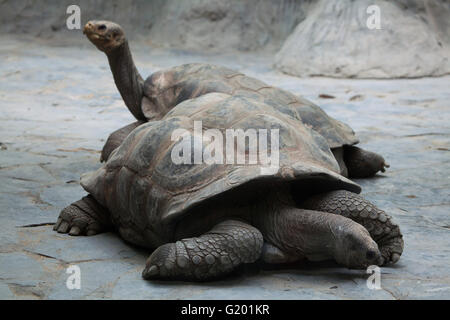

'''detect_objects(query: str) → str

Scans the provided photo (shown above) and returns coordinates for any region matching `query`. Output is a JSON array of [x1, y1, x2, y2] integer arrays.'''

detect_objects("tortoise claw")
[[142, 265, 159, 279], [57, 221, 70, 233]]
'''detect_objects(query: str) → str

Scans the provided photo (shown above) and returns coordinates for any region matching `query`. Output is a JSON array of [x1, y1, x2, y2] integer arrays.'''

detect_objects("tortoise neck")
[[251, 188, 335, 260], [107, 40, 146, 120]]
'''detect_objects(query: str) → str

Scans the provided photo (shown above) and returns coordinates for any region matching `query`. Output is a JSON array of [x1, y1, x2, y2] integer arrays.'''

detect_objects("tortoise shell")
[[141, 63, 358, 149], [82, 93, 360, 248]]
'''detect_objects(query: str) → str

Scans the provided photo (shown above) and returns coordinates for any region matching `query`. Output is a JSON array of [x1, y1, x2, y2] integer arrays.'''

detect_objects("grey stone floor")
[[0, 35, 449, 299]]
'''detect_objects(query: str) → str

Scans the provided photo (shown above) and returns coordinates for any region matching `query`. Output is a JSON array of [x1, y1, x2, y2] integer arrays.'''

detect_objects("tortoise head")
[[83, 20, 126, 53], [334, 223, 383, 269]]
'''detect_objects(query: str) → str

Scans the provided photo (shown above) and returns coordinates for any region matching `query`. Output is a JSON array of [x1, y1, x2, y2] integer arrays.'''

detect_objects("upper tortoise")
[[83, 20, 389, 178], [54, 92, 403, 281]]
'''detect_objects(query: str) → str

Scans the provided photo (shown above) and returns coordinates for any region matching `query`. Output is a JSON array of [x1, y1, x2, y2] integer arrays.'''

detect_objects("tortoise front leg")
[[301, 190, 403, 265], [54, 195, 112, 236], [142, 220, 263, 281], [100, 120, 145, 162]]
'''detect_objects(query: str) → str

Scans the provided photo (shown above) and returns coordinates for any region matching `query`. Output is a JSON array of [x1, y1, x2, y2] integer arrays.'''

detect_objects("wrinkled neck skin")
[[250, 188, 338, 262], [106, 41, 146, 120]]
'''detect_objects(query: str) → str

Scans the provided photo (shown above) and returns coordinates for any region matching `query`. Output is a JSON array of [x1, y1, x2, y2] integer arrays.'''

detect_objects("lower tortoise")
[[55, 93, 403, 281]]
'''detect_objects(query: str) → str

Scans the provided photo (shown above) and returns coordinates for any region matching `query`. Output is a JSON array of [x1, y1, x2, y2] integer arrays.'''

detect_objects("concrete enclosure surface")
[[0, 34, 449, 299]]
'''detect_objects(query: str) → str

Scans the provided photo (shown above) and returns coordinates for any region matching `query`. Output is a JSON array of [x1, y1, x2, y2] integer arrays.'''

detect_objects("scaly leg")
[[301, 190, 403, 265], [142, 220, 263, 281], [54, 195, 112, 236]]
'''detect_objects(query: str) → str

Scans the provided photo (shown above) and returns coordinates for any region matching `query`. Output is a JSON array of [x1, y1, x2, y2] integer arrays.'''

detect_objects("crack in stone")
[[381, 287, 399, 300], [17, 222, 55, 228], [23, 249, 62, 262], [57, 147, 100, 154], [7, 282, 45, 299], [0, 162, 51, 170], [23, 249, 126, 265], [5, 176, 41, 183], [402, 132, 450, 138], [27, 151, 67, 159], [19, 191, 54, 207]]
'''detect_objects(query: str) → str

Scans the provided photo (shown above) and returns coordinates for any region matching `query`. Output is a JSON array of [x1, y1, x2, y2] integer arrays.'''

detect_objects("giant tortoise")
[[54, 92, 403, 281], [83, 20, 388, 179]]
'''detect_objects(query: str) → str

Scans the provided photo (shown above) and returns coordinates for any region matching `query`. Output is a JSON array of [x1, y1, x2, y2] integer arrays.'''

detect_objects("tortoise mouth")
[[83, 22, 109, 41], [85, 33, 107, 41], [82, 23, 93, 35], [83, 27, 106, 39]]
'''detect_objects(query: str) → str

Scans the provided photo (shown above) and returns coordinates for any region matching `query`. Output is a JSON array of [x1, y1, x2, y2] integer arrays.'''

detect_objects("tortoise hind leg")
[[142, 220, 263, 281], [101, 120, 145, 162], [301, 190, 403, 265], [343, 145, 389, 178], [54, 195, 112, 236]]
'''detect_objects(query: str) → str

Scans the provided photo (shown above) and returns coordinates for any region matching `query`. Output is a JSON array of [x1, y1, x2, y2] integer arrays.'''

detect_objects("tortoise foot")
[[143, 220, 263, 281], [54, 195, 111, 236]]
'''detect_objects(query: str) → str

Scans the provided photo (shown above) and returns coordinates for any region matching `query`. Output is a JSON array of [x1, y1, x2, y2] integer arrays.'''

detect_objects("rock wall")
[[274, 0, 450, 78], [148, 0, 312, 52], [1, 0, 449, 78], [0, 0, 309, 52], [0, 0, 161, 42]]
